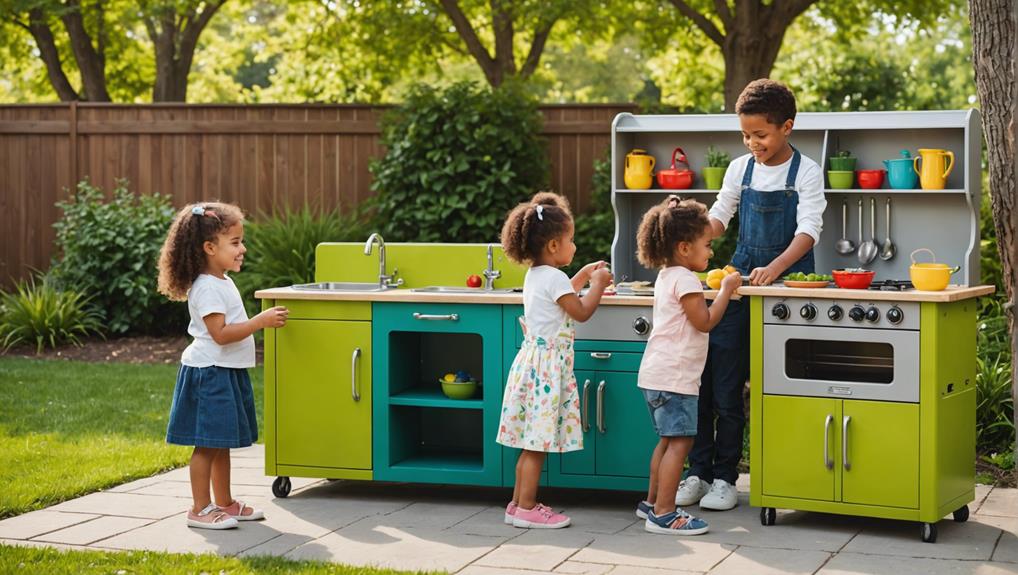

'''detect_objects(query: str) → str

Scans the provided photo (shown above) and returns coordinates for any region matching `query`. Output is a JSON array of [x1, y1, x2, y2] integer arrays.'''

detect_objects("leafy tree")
[[139, 0, 228, 101]]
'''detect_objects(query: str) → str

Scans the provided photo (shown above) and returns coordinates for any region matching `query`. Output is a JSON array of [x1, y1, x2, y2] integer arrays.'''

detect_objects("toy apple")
[[466, 274, 482, 288]]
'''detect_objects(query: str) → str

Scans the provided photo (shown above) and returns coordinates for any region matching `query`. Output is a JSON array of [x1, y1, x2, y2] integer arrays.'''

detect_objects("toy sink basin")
[[412, 286, 518, 294], [292, 282, 395, 292]]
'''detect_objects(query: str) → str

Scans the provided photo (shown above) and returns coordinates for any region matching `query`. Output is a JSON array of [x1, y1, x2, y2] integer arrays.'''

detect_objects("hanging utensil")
[[835, 199, 856, 255], [880, 197, 896, 261], [858, 197, 879, 264]]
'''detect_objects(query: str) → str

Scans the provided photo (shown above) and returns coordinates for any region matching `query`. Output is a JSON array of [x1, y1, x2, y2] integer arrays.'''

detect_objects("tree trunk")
[[146, 1, 226, 102], [59, 0, 110, 102], [969, 0, 1017, 482], [22, 9, 80, 101]]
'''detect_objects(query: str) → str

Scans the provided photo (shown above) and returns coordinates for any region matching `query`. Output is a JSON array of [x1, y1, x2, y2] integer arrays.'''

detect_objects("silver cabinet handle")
[[842, 415, 851, 471], [824, 414, 833, 470], [413, 312, 459, 321], [596, 380, 606, 433], [590, 352, 612, 359], [351, 347, 362, 401], [581, 380, 591, 433]]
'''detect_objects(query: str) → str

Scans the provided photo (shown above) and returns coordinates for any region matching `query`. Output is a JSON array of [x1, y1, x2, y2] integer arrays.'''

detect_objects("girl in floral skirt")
[[497, 191, 613, 528]]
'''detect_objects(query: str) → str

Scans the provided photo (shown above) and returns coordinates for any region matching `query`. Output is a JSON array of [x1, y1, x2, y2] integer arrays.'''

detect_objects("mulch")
[[2, 336, 263, 365]]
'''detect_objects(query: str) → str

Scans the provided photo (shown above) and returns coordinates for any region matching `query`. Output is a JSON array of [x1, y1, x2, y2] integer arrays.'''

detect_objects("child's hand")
[[749, 264, 782, 286], [590, 267, 613, 289], [720, 271, 741, 293], [256, 306, 289, 328], [577, 260, 608, 283]]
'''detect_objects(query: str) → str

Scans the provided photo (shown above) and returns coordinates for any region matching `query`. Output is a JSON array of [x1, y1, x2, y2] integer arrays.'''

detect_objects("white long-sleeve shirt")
[[708, 152, 827, 243]]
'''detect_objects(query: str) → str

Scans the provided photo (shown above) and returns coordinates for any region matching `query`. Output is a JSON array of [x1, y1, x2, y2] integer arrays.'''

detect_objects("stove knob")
[[849, 305, 866, 322], [886, 306, 904, 325], [800, 303, 817, 321], [865, 306, 880, 323], [828, 305, 844, 321], [772, 303, 790, 320], [633, 316, 651, 335]]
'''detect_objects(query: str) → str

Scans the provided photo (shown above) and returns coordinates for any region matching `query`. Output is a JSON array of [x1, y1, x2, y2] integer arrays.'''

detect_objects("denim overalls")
[[688, 149, 814, 486]]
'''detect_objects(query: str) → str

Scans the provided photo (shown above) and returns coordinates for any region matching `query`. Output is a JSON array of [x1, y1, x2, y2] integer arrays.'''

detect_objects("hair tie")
[[666, 195, 680, 208], [192, 205, 205, 216], [534, 205, 544, 221]]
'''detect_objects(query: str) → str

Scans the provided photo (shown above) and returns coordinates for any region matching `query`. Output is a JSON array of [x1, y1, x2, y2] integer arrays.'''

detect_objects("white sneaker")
[[675, 476, 710, 506], [699, 479, 738, 511]]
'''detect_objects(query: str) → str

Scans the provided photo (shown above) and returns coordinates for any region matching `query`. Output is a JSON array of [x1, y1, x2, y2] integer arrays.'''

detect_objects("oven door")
[[762, 324, 920, 403]]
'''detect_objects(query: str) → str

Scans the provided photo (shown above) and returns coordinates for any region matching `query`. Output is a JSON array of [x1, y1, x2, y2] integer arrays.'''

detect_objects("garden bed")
[[2, 336, 263, 365]]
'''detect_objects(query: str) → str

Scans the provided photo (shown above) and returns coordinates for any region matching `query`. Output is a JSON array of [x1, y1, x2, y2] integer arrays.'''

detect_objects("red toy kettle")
[[656, 147, 695, 189]]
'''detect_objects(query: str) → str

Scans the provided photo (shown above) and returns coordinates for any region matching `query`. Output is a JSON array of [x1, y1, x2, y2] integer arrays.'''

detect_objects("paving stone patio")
[[1, 445, 1016, 574]]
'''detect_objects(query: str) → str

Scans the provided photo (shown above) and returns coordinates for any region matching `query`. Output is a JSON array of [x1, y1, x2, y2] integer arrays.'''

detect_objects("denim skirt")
[[166, 365, 258, 448]]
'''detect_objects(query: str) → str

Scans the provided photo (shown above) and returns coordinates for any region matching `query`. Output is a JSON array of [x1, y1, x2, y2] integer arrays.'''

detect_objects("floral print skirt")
[[497, 320, 583, 453]]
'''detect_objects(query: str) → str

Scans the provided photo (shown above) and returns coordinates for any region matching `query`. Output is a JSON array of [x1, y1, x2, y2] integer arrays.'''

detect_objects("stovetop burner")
[[868, 279, 914, 291]]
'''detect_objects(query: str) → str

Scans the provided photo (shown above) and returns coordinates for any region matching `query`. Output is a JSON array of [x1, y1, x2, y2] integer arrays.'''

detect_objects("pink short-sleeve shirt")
[[637, 266, 708, 395]]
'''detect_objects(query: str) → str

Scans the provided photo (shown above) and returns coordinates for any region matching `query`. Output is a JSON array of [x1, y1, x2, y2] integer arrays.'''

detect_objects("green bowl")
[[828, 170, 855, 189], [440, 379, 478, 399]]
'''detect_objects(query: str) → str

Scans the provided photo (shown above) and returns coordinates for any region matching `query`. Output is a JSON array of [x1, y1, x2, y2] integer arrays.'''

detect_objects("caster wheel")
[[953, 505, 969, 523], [760, 507, 776, 526], [272, 476, 292, 498], [921, 522, 938, 543]]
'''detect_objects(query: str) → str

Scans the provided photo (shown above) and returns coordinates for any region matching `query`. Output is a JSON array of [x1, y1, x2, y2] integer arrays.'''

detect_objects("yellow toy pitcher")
[[913, 148, 954, 190], [624, 149, 655, 189]]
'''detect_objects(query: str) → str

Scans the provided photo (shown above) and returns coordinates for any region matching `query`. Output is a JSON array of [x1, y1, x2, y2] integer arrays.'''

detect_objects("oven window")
[[785, 339, 893, 384]]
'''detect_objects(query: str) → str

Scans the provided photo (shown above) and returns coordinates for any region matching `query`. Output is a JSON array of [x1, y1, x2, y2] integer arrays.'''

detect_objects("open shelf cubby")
[[387, 406, 484, 472], [387, 331, 485, 408]]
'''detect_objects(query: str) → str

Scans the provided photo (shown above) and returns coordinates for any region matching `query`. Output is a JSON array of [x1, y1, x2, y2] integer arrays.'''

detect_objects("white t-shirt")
[[523, 266, 576, 339], [709, 152, 826, 243], [637, 266, 708, 395], [181, 274, 256, 368]]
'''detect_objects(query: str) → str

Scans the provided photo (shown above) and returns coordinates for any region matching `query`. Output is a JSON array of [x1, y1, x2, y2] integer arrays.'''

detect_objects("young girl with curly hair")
[[497, 191, 613, 529], [157, 202, 288, 530], [634, 195, 739, 535]]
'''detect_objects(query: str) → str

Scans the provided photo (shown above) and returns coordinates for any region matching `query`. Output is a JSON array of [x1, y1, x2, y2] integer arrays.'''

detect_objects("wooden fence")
[[0, 103, 635, 287]]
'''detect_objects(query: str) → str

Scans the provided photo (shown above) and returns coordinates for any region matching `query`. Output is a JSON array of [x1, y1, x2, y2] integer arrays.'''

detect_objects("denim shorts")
[[642, 389, 698, 437]]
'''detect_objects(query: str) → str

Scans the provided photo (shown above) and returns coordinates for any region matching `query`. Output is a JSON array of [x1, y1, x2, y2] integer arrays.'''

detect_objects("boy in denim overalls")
[[676, 79, 827, 510]]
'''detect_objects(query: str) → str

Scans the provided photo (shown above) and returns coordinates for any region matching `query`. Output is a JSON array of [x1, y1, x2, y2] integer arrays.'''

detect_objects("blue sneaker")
[[636, 500, 652, 519], [645, 509, 709, 535]]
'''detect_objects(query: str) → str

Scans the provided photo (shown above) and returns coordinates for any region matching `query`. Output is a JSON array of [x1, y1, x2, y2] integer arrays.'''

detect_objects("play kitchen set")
[[256, 241, 667, 502], [610, 110, 993, 542]]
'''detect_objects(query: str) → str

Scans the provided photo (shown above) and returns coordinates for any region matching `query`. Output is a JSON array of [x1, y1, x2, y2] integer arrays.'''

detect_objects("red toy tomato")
[[466, 274, 482, 288]]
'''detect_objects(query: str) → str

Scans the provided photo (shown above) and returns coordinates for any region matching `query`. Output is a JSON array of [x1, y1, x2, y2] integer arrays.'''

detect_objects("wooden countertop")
[[255, 286, 726, 306], [738, 284, 995, 302]]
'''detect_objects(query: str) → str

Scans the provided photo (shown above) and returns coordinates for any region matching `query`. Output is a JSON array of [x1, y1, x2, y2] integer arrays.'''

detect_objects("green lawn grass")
[[0, 545, 436, 575], [0, 357, 264, 519]]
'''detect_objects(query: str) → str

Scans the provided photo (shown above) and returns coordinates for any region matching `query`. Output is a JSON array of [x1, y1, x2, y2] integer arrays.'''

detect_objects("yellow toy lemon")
[[724, 265, 738, 275], [706, 268, 725, 290], [442, 373, 456, 383]]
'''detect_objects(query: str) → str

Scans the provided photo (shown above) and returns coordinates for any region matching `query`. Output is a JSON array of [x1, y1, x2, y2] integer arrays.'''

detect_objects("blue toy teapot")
[[883, 150, 918, 189]]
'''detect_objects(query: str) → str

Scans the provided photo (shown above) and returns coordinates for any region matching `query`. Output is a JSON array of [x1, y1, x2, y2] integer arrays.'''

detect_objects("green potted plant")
[[703, 145, 731, 190], [829, 150, 856, 171]]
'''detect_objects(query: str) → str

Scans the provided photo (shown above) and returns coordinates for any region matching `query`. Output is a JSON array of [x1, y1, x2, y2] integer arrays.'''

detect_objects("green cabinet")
[[263, 300, 373, 491], [761, 395, 918, 509]]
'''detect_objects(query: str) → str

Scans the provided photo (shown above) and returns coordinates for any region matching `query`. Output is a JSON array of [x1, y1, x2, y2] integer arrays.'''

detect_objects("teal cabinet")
[[263, 300, 373, 496], [373, 302, 503, 486]]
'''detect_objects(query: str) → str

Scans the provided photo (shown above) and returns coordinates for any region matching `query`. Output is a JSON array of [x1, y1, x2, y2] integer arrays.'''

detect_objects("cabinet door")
[[762, 395, 838, 501], [559, 370, 597, 475], [841, 400, 919, 509], [277, 320, 371, 469], [595, 372, 657, 477]]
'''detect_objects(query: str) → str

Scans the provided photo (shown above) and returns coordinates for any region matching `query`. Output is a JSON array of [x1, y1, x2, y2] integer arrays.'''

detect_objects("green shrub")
[[369, 81, 548, 243], [49, 179, 182, 335], [233, 204, 369, 314], [0, 277, 103, 353], [571, 155, 615, 275], [975, 353, 1016, 454]]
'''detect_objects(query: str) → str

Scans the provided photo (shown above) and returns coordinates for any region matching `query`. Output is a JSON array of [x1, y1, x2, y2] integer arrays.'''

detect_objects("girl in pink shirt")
[[634, 196, 740, 535]]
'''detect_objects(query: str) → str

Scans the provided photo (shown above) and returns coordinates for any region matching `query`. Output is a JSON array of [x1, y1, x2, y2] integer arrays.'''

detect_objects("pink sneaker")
[[504, 501, 518, 524], [512, 503, 571, 529], [186, 503, 238, 530], [218, 499, 264, 521]]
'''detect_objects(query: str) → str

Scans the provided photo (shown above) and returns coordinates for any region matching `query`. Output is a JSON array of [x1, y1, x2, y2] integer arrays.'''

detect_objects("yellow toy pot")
[[909, 248, 960, 291]]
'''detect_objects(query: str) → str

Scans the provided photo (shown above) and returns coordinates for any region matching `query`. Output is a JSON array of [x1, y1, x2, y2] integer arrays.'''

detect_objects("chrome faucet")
[[483, 243, 502, 290], [364, 233, 402, 289]]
